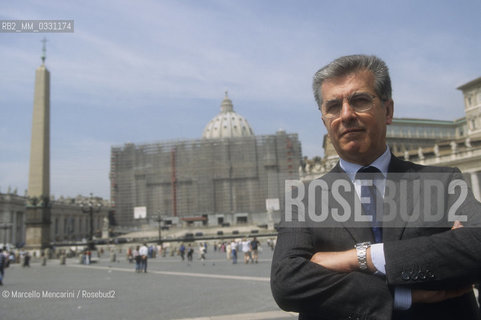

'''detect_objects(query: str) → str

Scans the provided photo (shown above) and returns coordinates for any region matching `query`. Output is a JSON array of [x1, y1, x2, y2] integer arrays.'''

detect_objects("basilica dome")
[[202, 92, 254, 139]]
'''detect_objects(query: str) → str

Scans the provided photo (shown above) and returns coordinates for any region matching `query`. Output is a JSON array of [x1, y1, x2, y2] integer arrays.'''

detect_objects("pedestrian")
[[139, 243, 148, 273], [80, 250, 85, 264], [230, 240, 238, 264], [23, 251, 31, 267], [241, 238, 251, 264], [9, 251, 15, 266], [85, 249, 91, 265], [187, 244, 194, 263], [127, 247, 133, 263], [199, 243, 206, 265], [133, 246, 141, 273], [0, 248, 6, 285], [6, 250, 13, 268], [179, 243, 185, 261], [226, 241, 232, 260], [250, 237, 260, 263]]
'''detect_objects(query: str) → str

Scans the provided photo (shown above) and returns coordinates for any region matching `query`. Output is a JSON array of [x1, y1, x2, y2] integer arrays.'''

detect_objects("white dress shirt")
[[339, 146, 411, 310]]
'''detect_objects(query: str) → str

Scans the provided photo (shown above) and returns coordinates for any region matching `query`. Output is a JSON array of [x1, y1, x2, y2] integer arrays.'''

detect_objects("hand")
[[412, 286, 472, 304], [310, 249, 358, 273], [451, 220, 463, 230]]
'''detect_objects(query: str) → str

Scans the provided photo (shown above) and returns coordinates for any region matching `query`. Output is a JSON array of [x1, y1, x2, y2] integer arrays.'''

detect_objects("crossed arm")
[[271, 228, 394, 318], [309, 221, 478, 304], [272, 170, 481, 316]]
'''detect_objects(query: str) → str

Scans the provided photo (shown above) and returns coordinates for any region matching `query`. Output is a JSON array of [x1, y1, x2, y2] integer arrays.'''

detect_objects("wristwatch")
[[354, 242, 371, 271]]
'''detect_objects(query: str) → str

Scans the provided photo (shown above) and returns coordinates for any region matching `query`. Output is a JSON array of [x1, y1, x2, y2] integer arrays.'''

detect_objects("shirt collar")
[[339, 146, 391, 182]]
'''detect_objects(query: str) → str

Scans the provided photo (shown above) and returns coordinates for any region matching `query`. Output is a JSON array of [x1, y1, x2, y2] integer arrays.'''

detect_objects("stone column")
[[28, 63, 50, 199], [470, 172, 481, 202], [25, 52, 51, 249]]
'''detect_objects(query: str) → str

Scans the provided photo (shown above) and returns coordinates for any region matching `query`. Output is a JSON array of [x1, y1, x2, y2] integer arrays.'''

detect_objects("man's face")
[[320, 69, 393, 165]]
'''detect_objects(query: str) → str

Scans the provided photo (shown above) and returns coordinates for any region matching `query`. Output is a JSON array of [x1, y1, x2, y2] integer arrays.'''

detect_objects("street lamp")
[[80, 193, 102, 250], [155, 214, 163, 248]]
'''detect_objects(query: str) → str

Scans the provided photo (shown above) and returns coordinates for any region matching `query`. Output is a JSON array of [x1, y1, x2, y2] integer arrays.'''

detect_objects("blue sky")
[[1, 0, 480, 199]]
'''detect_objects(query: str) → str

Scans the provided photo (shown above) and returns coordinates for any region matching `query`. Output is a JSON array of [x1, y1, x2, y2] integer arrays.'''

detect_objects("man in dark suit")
[[271, 55, 481, 319]]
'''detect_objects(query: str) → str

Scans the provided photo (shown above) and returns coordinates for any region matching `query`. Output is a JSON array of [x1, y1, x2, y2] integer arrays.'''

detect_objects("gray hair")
[[312, 54, 392, 109]]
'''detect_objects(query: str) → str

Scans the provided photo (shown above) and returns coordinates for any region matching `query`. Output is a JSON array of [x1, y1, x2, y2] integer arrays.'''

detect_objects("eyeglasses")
[[321, 92, 379, 119]]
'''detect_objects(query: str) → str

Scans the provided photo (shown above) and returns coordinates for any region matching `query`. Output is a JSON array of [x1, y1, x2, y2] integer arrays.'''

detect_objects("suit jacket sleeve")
[[384, 168, 481, 289], [271, 225, 393, 319]]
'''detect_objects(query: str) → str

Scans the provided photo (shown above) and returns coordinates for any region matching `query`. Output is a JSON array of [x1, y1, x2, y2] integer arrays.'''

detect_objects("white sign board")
[[266, 198, 280, 212], [134, 206, 147, 219]]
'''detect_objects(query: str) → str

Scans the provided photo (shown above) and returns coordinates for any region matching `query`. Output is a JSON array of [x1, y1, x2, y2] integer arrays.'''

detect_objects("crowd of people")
[[0, 236, 277, 284], [122, 236, 277, 271], [0, 246, 34, 285], [127, 243, 154, 273]]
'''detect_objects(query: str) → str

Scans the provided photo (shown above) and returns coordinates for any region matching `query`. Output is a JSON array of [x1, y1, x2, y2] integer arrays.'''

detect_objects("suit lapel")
[[327, 162, 375, 243], [382, 155, 420, 242]]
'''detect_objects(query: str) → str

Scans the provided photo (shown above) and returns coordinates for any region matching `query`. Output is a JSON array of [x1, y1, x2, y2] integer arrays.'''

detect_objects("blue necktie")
[[356, 166, 383, 243]]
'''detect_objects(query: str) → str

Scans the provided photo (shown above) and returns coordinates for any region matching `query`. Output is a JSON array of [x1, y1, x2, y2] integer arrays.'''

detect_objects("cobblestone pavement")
[[0, 246, 297, 320]]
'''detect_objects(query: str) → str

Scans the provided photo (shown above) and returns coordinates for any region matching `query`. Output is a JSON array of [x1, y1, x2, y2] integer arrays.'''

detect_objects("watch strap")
[[355, 242, 371, 271]]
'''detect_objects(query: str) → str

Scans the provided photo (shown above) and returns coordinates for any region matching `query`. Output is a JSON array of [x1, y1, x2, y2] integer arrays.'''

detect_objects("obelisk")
[[25, 39, 51, 249]]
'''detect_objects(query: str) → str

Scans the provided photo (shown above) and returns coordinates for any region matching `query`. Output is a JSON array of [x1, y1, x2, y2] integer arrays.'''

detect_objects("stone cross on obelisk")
[[25, 38, 51, 249]]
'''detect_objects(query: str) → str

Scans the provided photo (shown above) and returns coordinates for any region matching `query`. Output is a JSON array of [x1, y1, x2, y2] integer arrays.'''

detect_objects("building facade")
[[0, 193, 26, 247], [110, 93, 302, 227], [0, 193, 108, 247]]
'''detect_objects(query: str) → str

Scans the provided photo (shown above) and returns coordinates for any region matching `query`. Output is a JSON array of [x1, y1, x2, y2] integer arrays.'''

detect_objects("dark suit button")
[[412, 272, 419, 281], [418, 272, 427, 280], [401, 271, 410, 281], [425, 270, 435, 279]]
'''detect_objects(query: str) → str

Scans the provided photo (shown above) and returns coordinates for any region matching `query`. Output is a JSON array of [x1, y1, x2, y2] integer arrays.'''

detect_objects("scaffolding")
[[110, 132, 302, 226]]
